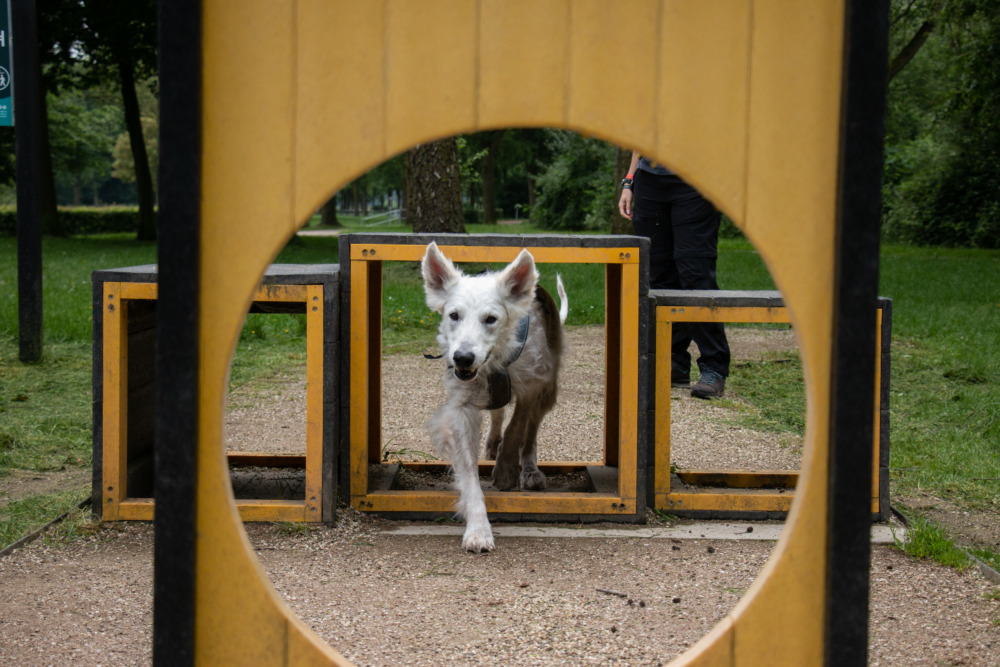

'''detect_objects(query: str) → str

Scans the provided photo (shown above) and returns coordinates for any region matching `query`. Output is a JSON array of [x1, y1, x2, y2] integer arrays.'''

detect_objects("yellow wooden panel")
[[254, 284, 308, 303], [117, 499, 155, 521], [671, 618, 735, 667], [305, 285, 324, 522], [350, 243, 640, 264], [350, 260, 371, 502], [478, 0, 570, 128], [655, 0, 751, 221], [236, 501, 306, 524], [119, 282, 157, 299], [384, 0, 478, 156], [359, 490, 633, 515], [617, 263, 640, 502], [295, 0, 388, 223], [657, 306, 791, 324], [566, 0, 660, 148], [659, 492, 794, 514], [655, 320, 672, 499], [199, 2, 345, 664], [102, 283, 126, 521]]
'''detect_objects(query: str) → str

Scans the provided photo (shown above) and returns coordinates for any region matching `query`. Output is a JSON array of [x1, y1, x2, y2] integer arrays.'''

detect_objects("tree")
[[319, 195, 340, 228], [532, 131, 616, 231], [405, 138, 464, 234], [48, 87, 120, 205]]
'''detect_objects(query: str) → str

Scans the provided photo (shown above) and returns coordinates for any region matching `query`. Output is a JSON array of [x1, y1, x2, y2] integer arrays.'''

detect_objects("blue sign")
[[0, 0, 12, 126]]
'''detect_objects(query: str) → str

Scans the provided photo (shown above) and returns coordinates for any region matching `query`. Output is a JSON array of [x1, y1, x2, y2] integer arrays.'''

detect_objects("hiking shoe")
[[671, 367, 690, 387], [691, 370, 726, 399]]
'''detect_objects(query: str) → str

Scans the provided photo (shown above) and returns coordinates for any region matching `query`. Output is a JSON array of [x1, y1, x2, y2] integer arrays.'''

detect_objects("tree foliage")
[[531, 130, 616, 231]]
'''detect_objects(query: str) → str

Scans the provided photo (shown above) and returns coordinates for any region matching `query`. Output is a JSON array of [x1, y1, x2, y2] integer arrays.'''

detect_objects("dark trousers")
[[632, 170, 730, 376]]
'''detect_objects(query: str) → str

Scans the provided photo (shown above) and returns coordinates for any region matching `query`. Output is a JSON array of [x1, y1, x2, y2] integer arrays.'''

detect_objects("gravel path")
[[0, 326, 997, 665]]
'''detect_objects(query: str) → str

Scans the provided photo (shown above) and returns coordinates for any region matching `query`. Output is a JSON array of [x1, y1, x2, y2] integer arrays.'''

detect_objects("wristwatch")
[[620, 176, 633, 190]]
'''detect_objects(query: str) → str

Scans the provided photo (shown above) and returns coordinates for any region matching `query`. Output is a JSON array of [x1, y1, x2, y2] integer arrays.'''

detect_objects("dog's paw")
[[462, 524, 495, 553], [520, 469, 547, 491], [491, 463, 519, 491]]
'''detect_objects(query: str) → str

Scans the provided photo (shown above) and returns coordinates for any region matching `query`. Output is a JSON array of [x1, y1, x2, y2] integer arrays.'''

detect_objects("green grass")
[[893, 514, 972, 570], [0, 489, 89, 550]]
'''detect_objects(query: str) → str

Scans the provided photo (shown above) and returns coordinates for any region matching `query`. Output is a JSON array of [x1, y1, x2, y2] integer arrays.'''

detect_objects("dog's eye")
[[483, 315, 498, 325], [449, 312, 460, 321]]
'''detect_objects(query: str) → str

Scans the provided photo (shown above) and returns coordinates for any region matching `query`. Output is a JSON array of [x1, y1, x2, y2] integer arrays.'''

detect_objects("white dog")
[[421, 242, 568, 552]]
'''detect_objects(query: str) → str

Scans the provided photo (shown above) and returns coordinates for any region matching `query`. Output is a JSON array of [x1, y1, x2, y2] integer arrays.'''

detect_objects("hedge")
[[0, 206, 149, 237]]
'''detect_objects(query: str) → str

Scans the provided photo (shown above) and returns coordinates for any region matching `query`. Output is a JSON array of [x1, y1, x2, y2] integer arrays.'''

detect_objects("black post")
[[153, 0, 201, 663], [12, 0, 41, 362], [825, 0, 889, 664]]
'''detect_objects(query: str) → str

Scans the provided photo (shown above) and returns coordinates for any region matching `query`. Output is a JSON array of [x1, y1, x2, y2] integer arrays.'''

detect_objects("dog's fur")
[[421, 242, 568, 552]]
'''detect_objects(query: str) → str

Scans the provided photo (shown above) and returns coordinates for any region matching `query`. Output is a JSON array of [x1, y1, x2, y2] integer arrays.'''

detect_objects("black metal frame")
[[825, 0, 889, 664], [153, 0, 201, 663]]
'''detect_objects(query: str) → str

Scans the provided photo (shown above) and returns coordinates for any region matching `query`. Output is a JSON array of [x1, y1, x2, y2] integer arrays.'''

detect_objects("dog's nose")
[[453, 350, 475, 369]]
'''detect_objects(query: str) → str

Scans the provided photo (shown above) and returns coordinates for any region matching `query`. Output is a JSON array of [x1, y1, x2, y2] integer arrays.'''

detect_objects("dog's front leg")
[[431, 402, 494, 552]]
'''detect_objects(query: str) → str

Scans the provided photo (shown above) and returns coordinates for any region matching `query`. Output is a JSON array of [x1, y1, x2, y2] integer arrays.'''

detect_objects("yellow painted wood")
[[255, 284, 308, 302], [193, 1, 855, 664], [566, 0, 661, 148], [617, 262, 640, 503], [383, 0, 478, 156], [119, 282, 157, 299], [305, 285, 324, 522], [357, 490, 634, 516], [657, 305, 791, 324], [660, 492, 795, 514], [349, 260, 371, 503], [478, 0, 570, 128], [117, 499, 154, 521], [101, 283, 127, 521], [655, 320, 672, 499], [350, 243, 641, 264], [655, 0, 751, 220], [234, 501, 307, 524]]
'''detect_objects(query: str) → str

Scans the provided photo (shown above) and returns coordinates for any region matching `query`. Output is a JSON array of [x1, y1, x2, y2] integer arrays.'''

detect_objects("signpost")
[[0, 0, 12, 126]]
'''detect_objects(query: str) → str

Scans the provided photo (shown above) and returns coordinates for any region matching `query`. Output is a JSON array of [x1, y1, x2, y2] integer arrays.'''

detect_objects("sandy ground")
[[1, 327, 998, 665]]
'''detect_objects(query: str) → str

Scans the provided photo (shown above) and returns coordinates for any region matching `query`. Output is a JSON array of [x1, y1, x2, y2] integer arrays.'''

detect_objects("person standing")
[[619, 151, 730, 398]]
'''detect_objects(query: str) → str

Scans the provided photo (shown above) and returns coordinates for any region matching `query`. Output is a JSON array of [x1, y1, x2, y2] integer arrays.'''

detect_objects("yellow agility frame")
[[179, 1, 883, 663], [653, 303, 886, 516], [101, 281, 325, 523], [348, 242, 641, 516]]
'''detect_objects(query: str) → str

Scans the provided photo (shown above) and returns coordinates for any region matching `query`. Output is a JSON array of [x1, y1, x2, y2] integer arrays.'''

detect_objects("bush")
[[0, 206, 145, 237], [532, 131, 616, 231]]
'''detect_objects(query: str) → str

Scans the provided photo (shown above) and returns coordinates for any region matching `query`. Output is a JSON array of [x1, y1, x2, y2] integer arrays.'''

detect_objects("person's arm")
[[618, 151, 641, 220]]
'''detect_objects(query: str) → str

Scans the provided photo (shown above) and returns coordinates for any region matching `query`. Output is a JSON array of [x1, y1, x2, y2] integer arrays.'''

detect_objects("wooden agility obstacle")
[[152, 1, 889, 664]]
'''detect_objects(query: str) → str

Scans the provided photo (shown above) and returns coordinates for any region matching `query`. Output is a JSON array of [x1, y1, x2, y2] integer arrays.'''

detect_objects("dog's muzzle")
[[454, 367, 477, 381]]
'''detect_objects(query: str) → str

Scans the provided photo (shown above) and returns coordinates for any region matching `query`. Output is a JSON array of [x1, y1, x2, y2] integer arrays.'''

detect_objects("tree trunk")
[[405, 138, 464, 233], [31, 47, 61, 236], [481, 130, 505, 224], [611, 146, 633, 235], [888, 0, 945, 83], [118, 54, 156, 241], [320, 194, 340, 227]]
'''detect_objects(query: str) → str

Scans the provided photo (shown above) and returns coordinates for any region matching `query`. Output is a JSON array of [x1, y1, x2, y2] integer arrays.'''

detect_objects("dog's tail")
[[555, 274, 569, 325]]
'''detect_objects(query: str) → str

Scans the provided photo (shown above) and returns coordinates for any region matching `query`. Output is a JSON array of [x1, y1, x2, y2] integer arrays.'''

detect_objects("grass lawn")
[[1, 230, 998, 555]]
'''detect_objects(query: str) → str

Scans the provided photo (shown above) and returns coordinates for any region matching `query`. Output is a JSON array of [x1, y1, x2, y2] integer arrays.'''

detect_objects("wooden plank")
[[677, 470, 799, 489], [350, 244, 641, 265], [349, 259, 370, 502], [118, 499, 155, 521], [119, 282, 158, 300], [657, 305, 791, 324], [235, 500, 307, 523], [658, 492, 794, 513], [305, 284, 324, 522], [253, 283, 307, 303], [617, 262, 640, 503], [357, 490, 634, 515], [102, 283, 127, 520], [654, 320, 672, 499]]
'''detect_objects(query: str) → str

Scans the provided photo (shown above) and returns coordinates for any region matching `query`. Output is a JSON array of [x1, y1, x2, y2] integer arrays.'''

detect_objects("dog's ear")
[[497, 248, 538, 306], [422, 242, 461, 311]]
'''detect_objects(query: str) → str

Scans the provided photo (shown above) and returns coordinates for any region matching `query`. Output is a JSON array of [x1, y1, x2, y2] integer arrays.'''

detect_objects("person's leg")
[[631, 171, 691, 384], [671, 186, 730, 397]]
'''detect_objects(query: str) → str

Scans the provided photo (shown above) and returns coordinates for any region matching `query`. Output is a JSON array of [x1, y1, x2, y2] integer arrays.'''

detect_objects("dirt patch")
[[896, 492, 1000, 552], [0, 467, 91, 509]]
